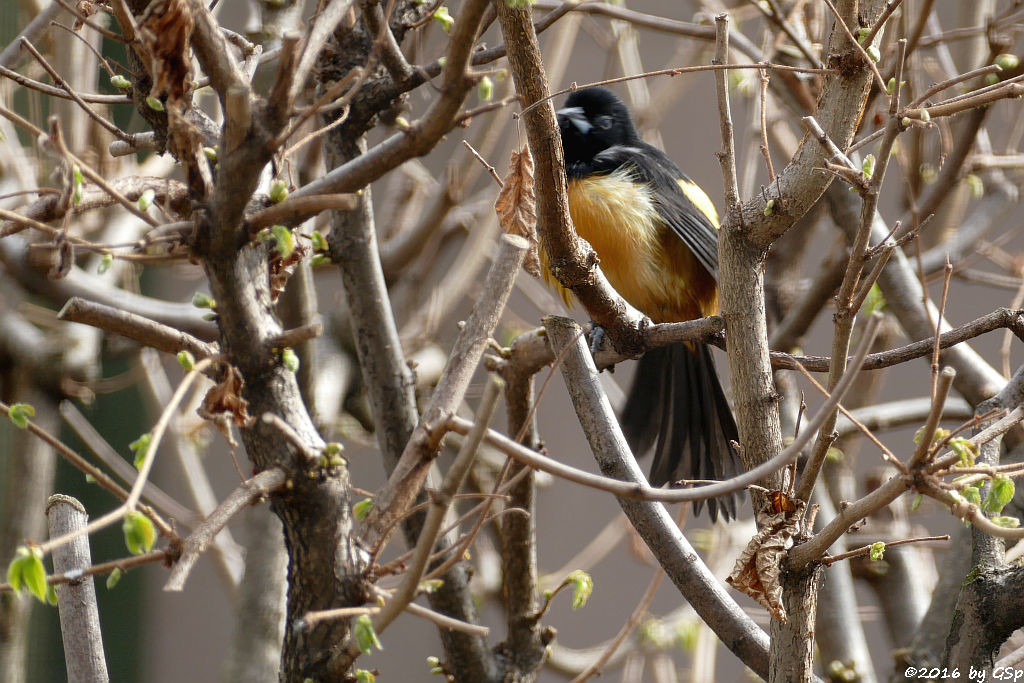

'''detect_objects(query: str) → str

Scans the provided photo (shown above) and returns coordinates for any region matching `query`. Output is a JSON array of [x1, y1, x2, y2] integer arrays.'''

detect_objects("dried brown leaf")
[[200, 365, 251, 434], [725, 495, 806, 623], [138, 0, 194, 106], [268, 241, 310, 303], [495, 146, 541, 277], [73, 1, 98, 31]]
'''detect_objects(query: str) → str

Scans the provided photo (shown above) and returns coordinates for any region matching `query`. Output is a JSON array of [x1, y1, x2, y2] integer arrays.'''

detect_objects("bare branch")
[[164, 468, 287, 592]]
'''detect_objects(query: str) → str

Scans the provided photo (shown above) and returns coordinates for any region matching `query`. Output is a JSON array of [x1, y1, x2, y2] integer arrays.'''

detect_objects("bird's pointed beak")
[[557, 106, 591, 134]]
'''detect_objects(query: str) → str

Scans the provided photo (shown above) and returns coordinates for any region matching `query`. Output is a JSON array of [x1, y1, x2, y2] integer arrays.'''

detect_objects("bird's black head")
[[557, 87, 640, 172]]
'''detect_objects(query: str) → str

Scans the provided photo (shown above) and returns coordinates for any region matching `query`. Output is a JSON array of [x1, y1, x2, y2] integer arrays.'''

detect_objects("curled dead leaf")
[[269, 240, 310, 303], [138, 0, 194, 107], [495, 146, 541, 277], [199, 365, 251, 445], [725, 494, 806, 623]]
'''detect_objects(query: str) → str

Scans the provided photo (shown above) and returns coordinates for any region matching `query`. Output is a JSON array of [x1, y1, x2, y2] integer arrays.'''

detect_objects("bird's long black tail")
[[620, 344, 742, 521]]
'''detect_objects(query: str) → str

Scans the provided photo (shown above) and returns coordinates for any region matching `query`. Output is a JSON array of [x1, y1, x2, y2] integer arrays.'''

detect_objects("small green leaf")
[[106, 567, 123, 590], [192, 292, 216, 309], [992, 515, 1021, 528], [868, 541, 885, 561], [565, 569, 593, 609], [966, 174, 984, 199], [961, 483, 982, 506], [911, 493, 923, 511], [324, 442, 344, 455], [123, 511, 157, 555], [269, 179, 289, 204], [638, 617, 672, 647], [281, 347, 300, 373], [886, 77, 895, 94], [419, 579, 444, 593], [311, 231, 328, 252], [137, 188, 156, 212], [85, 473, 97, 484], [983, 476, 1015, 514], [856, 27, 871, 44], [310, 254, 331, 267], [866, 45, 881, 62], [920, 109, 931, 123], [72, 165, 84, 205], [353, 498, 373, 521], [354, 614, 383, 654], [827, 660, 858, 681], [433, 6, 454, 33], [7, 546, 47, 602], [129, 433, 152, 470], [913, 426, 948, 446], [995, 53, 1020, 70], [203, 146, 218, 163], [674, 619, 700, 652], [177, 350, 196, 371], [8, 403, 36, 429], [98, 253, 113, 274], [950, 437, 978, 467], [763, 198, 775, 217], [271, 224, 295, 259], [920, 163, 937, 184], [861, 154, 875, 179], [477, 75, 494, 102], [7, 548, 27, 592], [145, 95, 165, 111], [354, 670, 376, 683], [110, 74, 131, 90], [861, 283, 887, 316], [46, 583, 58, 605]]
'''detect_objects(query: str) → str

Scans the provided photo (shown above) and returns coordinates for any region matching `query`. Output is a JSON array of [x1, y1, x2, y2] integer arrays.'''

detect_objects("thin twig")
[[35, 359, 213, 556], [819, 0, 887, 93], [822, 534, 949, 566], [164, 467, 287, 591], [19, 38, 132, 142], [910, 367, 956, 469], [791, 361, 904, 471], [462, 140, 503, 187], [335, 375, 503, 669], [58, 297, 219, 361], [758, 67, 775, 182], [930, 261, 953, 400], [455, 313, 877, 505], [714, 13, 740, 213]]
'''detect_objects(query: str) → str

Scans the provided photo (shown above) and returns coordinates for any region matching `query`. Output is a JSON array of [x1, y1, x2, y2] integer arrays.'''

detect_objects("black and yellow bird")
[[548, 86, 743, 521]]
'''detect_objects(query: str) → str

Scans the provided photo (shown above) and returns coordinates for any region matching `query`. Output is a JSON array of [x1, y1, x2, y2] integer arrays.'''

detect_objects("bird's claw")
[[587, 322, 606, 354]]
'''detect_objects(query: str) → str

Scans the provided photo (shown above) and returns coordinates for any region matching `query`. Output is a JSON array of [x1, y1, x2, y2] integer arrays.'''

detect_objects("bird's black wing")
[[590, 143, 720, 279]]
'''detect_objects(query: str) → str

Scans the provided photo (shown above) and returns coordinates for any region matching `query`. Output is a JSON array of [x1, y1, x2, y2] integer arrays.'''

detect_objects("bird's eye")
[[594, 115, 613, 130]]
